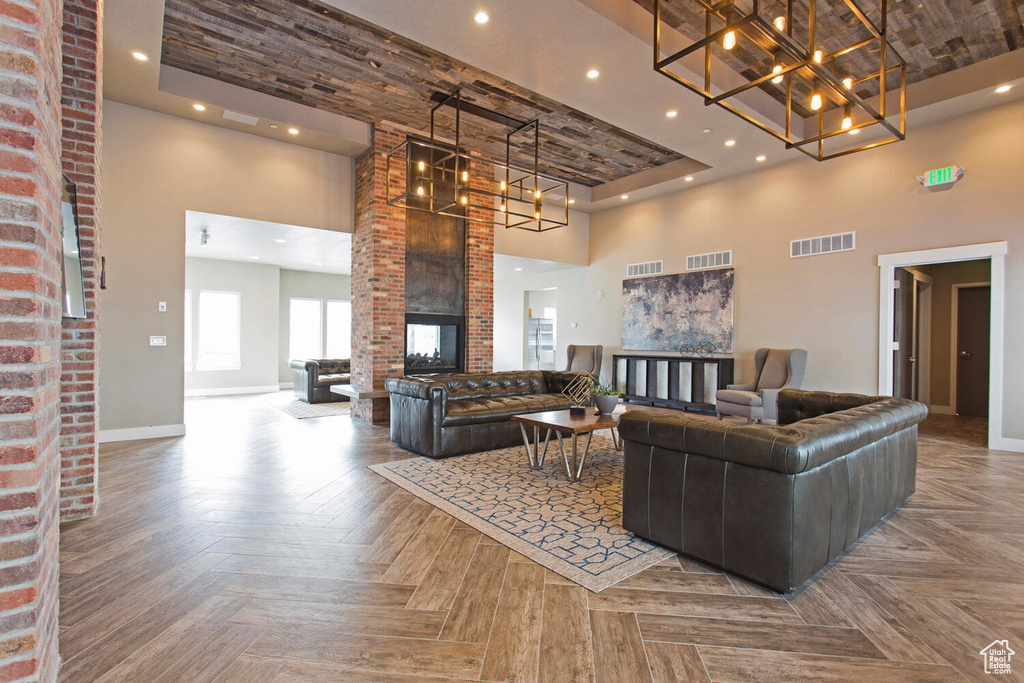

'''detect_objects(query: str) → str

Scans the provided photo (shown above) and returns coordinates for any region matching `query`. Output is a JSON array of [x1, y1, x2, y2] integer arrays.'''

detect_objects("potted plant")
[[592, 384, 620, 415]]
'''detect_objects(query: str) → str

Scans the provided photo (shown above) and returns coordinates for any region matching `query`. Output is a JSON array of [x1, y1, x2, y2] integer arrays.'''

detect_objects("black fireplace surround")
[[404, 313, 464, 375]]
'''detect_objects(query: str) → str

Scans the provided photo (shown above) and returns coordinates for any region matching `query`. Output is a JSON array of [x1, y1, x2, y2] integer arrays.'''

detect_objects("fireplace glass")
[[406, 321, 460, 373]]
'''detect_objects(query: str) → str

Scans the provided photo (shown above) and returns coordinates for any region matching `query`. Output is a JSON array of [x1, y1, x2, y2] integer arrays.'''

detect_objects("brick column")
[[465, 163, 494, 373], [59, 0, 101, 521], [0, 0, 65, 679], [351, 124, 405, 424]]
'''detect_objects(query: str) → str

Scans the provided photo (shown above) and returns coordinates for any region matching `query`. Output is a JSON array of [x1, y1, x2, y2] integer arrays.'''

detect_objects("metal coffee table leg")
[[574, 431, 594, 480]]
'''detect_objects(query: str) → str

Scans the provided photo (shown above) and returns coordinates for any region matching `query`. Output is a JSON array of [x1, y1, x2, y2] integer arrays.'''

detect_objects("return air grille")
[[790, 231, 855, 258], [626, 260, 664, 278], [687, 250, 732, 271]]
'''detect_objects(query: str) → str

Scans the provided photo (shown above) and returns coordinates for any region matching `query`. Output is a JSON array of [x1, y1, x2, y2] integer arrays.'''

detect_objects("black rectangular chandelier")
[[654, 0, 907, 161], [386, 90, 569, 232]]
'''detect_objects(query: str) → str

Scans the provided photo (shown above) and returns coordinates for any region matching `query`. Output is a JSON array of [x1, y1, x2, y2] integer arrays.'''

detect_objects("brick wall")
[[0, 0, 66, 679], [465, 161, 494, 373], [351, 124, 406, 424], [59, 0, 101, 521]]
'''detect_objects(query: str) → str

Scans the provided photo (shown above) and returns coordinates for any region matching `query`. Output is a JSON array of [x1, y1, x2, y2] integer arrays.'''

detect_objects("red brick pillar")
[[351, 124, 406, 424], [59, 0, 101, 521], [465, 163, 494, 373], [0, 0, 65, 679]]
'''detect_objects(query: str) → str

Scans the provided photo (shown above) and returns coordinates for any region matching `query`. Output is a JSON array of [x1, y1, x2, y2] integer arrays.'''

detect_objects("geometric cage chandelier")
[[654, 0, 906, 161], [386, 90, 569, 231]]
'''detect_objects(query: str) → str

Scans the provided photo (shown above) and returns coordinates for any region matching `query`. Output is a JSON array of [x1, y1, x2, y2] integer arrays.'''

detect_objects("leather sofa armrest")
[[290, 359, 318, 373], [543, 370, 590, 394], [385, 376, 446, 403]]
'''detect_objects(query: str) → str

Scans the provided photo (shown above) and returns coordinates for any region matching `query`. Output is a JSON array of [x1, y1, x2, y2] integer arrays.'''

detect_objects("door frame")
[[877, 241, 1010, 451], [950, 282, 991, 416]]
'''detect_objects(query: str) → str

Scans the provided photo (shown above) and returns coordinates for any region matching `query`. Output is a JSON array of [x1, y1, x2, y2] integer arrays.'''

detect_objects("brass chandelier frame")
[[654, 0, 907, 161], [386, 90, 569, 232]]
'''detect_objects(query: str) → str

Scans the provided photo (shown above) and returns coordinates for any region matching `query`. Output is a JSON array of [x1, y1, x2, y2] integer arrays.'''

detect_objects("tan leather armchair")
[[716, 348, 807, 422]]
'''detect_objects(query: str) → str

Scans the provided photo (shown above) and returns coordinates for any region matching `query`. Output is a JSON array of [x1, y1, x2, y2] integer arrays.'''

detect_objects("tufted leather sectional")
[[386, 370, 584, 458], [290, 359, 351, 404], [619, 389, 928, 592]]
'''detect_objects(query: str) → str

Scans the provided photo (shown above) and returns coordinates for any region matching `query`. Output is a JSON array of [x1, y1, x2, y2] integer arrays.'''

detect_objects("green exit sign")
[[919, 165, 964, 187]]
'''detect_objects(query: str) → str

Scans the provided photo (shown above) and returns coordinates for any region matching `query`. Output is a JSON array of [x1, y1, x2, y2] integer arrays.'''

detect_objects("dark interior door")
[[893, 268, 915, 399], [956, 286, 990, 417]]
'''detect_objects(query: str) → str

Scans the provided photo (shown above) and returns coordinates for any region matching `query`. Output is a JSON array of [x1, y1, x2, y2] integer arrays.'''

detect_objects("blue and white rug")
[[369, 434, 673, 592]]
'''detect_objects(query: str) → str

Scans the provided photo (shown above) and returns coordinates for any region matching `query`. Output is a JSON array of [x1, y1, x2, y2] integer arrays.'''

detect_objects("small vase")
[[594, 394, 618, 415]]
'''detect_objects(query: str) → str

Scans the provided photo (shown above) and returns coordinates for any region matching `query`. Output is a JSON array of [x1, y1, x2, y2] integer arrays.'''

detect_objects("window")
[[184, 289, 193, 370], [196, 290, 241, 370], [325, 300, 352, 359], [289, 298, 323, 361]]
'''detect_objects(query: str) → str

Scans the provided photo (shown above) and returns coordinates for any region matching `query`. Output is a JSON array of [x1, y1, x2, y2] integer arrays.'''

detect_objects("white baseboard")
[[279, 382, 292, 389], [991, 436, 1024, 453], [184, 385, 280, 398], [928, 404, 953, 415], [99, 424, 186, 443]]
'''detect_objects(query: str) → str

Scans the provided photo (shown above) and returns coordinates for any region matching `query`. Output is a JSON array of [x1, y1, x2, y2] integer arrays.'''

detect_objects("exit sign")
[[917, 165, 965, 187]]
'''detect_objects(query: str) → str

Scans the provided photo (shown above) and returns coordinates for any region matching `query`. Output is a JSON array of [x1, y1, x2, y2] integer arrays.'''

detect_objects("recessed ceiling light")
[[756, 155, 766, 162], [249, 256, 260, 260], [684, 176, 694, 182], [666, 110, 678, 118], [514, 267, 523, 271], [848, 128, 860, 135], [568, 199, 575, 204], [314, 262, 324, 266], [192, 103, 206, 112], [288, 128, 299, 135], [995, 84, 1012, 93], [586, 69, 600, 79], [274, 239, 286, 243], [269, 124, 279, 129], [474, 11, 489, 23], [131, 51, 149, 61], [702, 128, 712, 134], [725, 139, 736, 146], [620, 194, 629, 200]]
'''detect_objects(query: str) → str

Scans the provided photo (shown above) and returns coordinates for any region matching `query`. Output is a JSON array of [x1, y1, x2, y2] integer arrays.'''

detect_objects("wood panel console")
[[612, 354, 734, 414]]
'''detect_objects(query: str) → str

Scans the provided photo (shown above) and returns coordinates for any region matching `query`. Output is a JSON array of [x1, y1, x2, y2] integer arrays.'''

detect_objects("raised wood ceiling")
[[160, 0, 690, 187]]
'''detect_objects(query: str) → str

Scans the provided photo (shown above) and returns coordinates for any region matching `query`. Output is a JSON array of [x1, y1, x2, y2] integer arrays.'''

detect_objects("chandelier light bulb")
[[416, 186, 424, 195], [462, 170, 468, 182], [813, 49, 823, 63], [461, 196, 468, 205], [773, 16, 785, 31], [810, 92, 823, 110], [418, 161, 425, 172], [723, 30, 736, 50], [841, 107, 852, 130], [771, 64, 784, 84], [842, 77, 853, 90], [500, 204, 507, 212], [535, 211, 541, 220]]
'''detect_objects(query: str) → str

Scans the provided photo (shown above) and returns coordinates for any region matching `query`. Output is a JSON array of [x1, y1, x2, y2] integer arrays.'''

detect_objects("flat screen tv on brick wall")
[[621, 269, 734, 353]]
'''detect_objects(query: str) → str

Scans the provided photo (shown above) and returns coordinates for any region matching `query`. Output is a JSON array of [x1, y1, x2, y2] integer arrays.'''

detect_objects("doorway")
[[524, 289, 558, 371], [877, 242, 1008, 450]]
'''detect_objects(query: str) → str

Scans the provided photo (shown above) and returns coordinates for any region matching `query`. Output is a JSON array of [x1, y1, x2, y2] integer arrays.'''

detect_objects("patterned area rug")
[[268, 391, 351, 419], [369, 434, 673, 592]]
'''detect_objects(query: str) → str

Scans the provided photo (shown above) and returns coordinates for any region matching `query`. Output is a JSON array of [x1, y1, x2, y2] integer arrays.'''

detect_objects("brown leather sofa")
[[619, 389, 927, 593], [386, 370, 583, 458], [290, 359, 351, 404]]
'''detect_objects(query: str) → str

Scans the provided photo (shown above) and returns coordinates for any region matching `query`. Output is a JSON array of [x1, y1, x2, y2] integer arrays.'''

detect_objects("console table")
[[612, 354, 734, 414]]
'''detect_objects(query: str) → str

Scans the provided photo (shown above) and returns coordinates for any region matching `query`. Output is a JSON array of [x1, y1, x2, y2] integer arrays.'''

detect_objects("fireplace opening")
[[405, 314, 464, 374]]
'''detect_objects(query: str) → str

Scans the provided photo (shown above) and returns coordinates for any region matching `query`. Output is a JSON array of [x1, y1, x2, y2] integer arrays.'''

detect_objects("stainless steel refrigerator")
[[526, 317, 556, 370]]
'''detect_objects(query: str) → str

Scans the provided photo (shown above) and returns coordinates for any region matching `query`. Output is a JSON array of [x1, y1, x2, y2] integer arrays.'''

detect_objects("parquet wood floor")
[[59, 395, 1023, 682]]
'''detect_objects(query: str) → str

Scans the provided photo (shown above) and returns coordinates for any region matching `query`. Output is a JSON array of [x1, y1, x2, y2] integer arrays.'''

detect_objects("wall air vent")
[[222, 110, 259, 126], [686, 250, 732, 271], [790, 231, 856, 259], [626, 260, 664, 278]]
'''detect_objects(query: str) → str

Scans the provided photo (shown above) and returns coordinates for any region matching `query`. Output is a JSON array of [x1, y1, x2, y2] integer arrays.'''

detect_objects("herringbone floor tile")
[[57, 396, 1021, 682]]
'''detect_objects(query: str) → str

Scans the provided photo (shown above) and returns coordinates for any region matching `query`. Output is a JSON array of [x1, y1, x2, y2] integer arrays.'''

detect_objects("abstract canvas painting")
[[621, 268, 734, 352]]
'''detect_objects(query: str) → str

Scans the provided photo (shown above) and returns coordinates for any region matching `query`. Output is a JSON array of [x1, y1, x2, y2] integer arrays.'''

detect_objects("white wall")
[[494, 209, 590, 265], [278, 269, 352, 383], [100, 101, 354, 433], [505, 97, 1024, 443], [184, 258, 281, 394]]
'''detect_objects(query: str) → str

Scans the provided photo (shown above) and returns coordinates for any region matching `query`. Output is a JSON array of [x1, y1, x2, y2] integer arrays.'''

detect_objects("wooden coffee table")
[[512, 407, 627, 481]]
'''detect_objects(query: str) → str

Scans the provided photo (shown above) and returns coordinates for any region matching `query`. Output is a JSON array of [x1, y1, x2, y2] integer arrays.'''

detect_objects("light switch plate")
[[150, 336, 167, 346], [158, 301, 167, 312]]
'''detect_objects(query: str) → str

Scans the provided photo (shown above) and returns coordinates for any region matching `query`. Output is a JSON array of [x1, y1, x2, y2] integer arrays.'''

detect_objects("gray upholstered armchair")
[[565, 344, 603, 378], [716, 348, 807, 422]]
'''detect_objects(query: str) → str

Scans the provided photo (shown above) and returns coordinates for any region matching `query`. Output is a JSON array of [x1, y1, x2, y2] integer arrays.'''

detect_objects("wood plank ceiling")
[[160, 0, 690, 187], [638, 0, 1024, 115]]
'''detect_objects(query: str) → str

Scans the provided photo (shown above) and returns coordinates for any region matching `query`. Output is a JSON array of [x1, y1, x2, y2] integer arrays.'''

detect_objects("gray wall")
[[495, 97, 1024, 442], [184, 258, 281, 393], [100, 101, 354, 432], [278, 269, 352, 384]]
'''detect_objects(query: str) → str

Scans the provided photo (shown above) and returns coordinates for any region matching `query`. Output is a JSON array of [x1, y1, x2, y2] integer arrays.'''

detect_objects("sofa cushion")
[[315, 373, 350, 386], [443, 393, 572, 427], [756, 349, 790, 391], [436, 371, 549, 401], [716, 389, 762, 407]]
